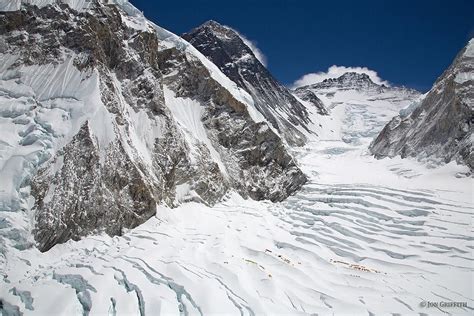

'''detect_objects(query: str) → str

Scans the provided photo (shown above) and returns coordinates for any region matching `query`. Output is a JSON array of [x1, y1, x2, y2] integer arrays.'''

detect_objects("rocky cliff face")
[[0, 0, 306, 252], [182, 21, 325, 146], [292, 88, 328, 116], [370, 40, 473, 170]]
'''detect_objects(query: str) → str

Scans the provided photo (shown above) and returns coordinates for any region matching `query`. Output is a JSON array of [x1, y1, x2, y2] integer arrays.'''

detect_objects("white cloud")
[[291, 65, 390, 88], [229, 27, 268, 67]]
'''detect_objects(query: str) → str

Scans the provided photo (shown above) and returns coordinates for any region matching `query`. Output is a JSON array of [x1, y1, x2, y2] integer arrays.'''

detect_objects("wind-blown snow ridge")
[[219, 22, 268, 67]]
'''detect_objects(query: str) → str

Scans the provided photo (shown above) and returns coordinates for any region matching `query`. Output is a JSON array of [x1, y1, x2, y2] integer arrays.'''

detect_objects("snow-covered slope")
[[182, 21, 327, 146], [0, 0, 306, 252], [370, 40, 474, 170]]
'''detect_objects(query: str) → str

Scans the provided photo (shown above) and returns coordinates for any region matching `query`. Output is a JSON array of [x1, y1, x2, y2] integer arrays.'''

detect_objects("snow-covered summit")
[[192, 20, 235, 40], [296, 71, 395, 92], [186, 20, 265, 65], [329, 72, 379, 88]]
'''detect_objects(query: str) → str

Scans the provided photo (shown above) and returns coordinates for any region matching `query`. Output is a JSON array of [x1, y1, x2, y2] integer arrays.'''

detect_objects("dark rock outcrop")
[[292, 89, 328, 115], [370, 40, 474, 170]]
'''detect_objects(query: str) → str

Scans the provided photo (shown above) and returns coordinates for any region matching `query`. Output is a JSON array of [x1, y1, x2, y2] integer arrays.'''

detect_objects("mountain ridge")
[[370, 39, 473, 171]]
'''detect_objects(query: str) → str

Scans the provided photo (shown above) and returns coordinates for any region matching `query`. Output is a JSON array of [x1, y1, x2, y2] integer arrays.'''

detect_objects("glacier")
[[1, 75, 472, 314]]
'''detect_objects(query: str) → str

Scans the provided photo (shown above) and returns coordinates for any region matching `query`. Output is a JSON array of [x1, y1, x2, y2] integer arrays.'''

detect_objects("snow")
[[0, 54, 100, 209], [2, 73, 472, 315], [0, 53, 114, 253], [298, 83, 419, 145], [464, 38, 474, 58], [125, 106, 164, 165], [0, 0, 20, 11], [399, 93, 426, 118], [163, 86, 228, 177], [102, 72, 165, 167], [229, 27, 268, 67], [455, 72, 474, 84]]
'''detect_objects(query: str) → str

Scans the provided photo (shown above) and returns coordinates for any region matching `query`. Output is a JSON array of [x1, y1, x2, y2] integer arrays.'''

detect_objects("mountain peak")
[[298, 71, 380, 91], [337, 72, 372, 82], [319, 72, 375, 86], [183, 21, 315, 146], [183, 21, 254, 61], [201, 19, 225, 28], [191, 19, 236, 38]]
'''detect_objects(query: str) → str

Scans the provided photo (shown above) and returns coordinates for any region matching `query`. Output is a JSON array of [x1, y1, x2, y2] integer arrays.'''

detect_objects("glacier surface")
[[1, 71, 472, 315]]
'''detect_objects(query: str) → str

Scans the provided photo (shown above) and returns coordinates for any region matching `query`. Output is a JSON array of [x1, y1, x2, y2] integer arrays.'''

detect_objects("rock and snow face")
[[370, 40, 474, 170], [182, 21, 326, 146], [0, 0, 306, 252], [294, 72, 421, 144], [295, 72, 420, 99], [0, 0, 100, 12]]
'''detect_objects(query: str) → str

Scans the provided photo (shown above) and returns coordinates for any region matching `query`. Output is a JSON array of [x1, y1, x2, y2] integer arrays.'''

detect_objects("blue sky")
[[130, 0, 473, 92]]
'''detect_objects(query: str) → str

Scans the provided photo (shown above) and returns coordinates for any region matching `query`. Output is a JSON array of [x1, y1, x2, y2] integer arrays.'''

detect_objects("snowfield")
[[1, 83, 472, 315]]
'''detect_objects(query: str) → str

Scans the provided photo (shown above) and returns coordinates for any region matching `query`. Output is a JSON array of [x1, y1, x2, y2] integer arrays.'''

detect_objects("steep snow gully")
[[1, 1, 473, 316]]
